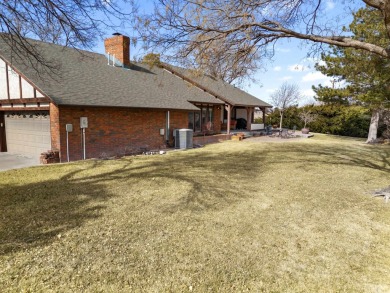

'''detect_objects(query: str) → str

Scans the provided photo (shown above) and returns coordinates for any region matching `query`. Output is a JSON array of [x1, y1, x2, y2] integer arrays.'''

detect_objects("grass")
[[1, 134, 390, 292]]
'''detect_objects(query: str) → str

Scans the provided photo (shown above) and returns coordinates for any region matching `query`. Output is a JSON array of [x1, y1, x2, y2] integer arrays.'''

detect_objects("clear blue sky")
[[245, 38, 333, 106], [93, 0, 362, 107]]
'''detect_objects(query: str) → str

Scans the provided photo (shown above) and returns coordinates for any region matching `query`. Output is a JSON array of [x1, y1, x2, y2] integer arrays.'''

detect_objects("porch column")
[[262, 107, 266, 125], [225, 104, 231, 135], [246, 107, 253, 131]]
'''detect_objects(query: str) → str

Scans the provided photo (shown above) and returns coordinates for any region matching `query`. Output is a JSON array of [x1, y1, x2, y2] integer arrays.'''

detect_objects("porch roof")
[[162, 65, 273, 108]]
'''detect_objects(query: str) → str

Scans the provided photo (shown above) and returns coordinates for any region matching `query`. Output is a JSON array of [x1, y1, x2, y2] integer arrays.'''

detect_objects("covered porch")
[[221, 104, 270, 134]]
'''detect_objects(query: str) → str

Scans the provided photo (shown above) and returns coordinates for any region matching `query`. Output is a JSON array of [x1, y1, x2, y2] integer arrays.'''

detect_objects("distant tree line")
[[264, 6, 390, 141], [264, 105, 374, 138]]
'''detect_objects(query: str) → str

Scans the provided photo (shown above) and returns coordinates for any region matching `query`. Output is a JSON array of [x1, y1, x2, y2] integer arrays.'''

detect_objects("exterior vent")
[[174, 129, 193, 149]]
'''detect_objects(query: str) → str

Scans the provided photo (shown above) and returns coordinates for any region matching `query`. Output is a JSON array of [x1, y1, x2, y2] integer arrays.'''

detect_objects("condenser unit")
[[174, 129, 193, 149]]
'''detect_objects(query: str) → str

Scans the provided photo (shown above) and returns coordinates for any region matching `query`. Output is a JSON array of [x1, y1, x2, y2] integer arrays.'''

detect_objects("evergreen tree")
[[313, 6, 390, 142]]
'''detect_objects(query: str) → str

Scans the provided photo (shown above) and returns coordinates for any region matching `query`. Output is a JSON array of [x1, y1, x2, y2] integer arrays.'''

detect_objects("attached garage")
[[4, 111, 51, 161]]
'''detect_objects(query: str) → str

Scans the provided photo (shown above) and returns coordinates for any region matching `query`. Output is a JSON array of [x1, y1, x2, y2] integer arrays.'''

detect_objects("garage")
[[4, 111, 51, 161]]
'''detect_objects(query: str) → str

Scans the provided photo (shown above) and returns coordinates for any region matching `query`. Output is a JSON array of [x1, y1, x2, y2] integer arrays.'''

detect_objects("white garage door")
[[5, 112, 51, 160]]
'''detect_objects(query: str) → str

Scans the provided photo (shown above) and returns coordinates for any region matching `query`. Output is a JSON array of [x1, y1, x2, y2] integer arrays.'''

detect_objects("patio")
[[221, 129, 314, 140]]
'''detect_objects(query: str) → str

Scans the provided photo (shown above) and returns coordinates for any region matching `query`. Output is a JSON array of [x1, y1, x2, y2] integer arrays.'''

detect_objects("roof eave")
[[56, 102, 201, 111], [234, 104, 273, 108], [187, 99, 225, 105]]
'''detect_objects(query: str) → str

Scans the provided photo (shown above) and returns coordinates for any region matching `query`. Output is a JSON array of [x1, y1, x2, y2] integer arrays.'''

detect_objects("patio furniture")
[[231, 119, 237, 130], [221, 119, 237, 130], [288, 125, 297, 137], [236, 118, 247, 129], [265, 125, 273, 135], [280, 128, 289, 138]]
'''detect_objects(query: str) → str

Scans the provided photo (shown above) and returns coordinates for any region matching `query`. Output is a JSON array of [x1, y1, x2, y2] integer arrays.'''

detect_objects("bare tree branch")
[[136, 0, 390, 84], [0, 0, 135, 74]]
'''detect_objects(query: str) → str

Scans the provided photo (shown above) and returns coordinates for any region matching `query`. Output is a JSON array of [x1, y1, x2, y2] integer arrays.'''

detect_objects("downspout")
[[82, 128, 86, 160], [166, 110, 170, 145], [0, 112, 7, 152]]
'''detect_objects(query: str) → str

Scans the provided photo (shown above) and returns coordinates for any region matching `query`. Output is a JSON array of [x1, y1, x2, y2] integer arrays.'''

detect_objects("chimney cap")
[[112, 32, 122, 36]]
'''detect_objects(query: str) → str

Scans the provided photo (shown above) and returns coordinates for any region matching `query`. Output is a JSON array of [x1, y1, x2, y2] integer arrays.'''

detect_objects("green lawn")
[[1, 134, 390, 292]]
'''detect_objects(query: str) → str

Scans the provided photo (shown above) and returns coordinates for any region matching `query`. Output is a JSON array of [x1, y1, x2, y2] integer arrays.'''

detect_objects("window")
[[188, 112, 194, 130], [188, 105, 214, 132]]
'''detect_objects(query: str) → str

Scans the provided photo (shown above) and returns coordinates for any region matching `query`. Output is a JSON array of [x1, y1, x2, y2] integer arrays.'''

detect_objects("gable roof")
[[162, 65, 272, 108], [0, 35, 271, 110], [0, 37, 223, 111]]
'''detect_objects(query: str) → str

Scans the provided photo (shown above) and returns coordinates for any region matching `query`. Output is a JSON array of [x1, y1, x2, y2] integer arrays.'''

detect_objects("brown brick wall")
[[50, 103, 60, 152], [213, 105, 222, 133], [168, 110, 189, 146], [57, 106, 188, 161]]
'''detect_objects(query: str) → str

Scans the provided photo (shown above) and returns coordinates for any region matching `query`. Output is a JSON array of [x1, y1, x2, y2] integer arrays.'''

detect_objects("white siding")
[[21, 78, 35, 99], [0, 59, 7, 99], [8, 67, 20, 99]]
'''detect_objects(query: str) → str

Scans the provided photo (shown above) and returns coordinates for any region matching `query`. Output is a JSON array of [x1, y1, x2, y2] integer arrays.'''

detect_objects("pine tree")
[[313, 6, 390, 142]]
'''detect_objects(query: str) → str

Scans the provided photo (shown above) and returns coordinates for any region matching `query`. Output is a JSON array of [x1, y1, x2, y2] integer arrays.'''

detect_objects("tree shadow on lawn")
[[308, 144, 390, 173], [1, 140, 387, 257], [0, 160, 131, 255], [262, 141, 390, 174], [0, 149, 268, 256]]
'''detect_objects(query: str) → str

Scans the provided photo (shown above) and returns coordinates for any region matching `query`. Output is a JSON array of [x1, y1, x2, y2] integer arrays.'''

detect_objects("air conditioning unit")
[[174, 129, 193, 149]]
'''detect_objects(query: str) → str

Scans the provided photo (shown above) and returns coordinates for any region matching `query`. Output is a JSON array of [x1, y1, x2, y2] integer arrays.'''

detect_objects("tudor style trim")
[[5, 63, 10, 100], [0, 56, 52, 102]]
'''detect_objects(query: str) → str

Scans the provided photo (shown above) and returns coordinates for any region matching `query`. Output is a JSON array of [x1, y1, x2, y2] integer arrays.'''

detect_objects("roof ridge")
[[0, 33, 105, 58]]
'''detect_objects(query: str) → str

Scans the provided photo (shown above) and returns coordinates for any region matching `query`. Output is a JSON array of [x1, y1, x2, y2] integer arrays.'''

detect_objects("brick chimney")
[[104, 33, 130, 67]]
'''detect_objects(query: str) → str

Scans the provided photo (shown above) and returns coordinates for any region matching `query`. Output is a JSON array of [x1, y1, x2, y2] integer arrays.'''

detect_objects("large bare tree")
[[137, 0, 390, 84], [0, 0, 134, 71], [270, 83, 302, 130]]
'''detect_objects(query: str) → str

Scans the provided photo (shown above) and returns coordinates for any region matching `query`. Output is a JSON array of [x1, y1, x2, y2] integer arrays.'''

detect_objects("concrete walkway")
[[0, 153, 39, 172]]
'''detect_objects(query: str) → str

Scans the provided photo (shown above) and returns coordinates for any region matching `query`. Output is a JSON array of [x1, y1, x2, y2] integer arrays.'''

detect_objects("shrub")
[[266, 105, 370, 137]]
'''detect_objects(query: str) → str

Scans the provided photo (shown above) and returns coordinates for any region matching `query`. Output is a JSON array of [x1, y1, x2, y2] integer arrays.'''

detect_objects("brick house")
[[0, 34, 271, 163]]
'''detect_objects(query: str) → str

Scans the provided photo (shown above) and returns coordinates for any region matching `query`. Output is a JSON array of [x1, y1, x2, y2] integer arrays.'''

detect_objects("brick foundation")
[[193, 134, 232, 146]]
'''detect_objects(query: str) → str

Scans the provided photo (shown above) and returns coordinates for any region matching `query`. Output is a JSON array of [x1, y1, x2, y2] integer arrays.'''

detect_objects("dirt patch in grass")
[[1, 134, 390, 292]]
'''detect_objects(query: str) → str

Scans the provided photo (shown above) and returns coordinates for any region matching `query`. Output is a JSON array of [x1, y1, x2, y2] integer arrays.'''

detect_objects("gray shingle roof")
[[164, 65, 272, 108], [0, 37, 223, 111]]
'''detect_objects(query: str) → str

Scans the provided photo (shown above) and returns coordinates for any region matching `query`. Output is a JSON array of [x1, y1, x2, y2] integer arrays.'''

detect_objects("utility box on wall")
[[80, 117, 88, 128], [66, 124, 73, 132]]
